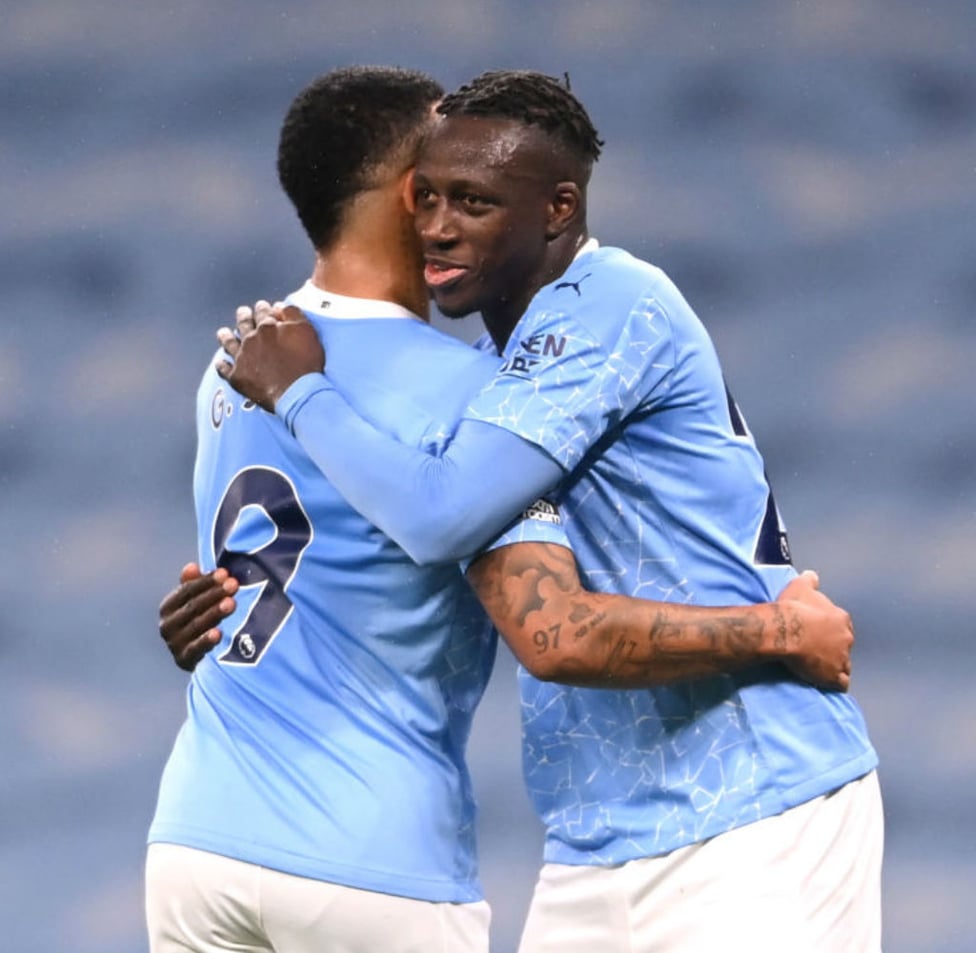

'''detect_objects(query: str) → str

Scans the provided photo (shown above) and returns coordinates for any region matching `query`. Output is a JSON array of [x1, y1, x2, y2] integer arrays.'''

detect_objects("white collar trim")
[[287, 280, 422, 321], [575, 237, 599, 260]]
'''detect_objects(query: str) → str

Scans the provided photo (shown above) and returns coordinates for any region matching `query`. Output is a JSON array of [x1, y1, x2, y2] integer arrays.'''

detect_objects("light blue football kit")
[[148, 283, 566, 903], [273, 242, 878, 867]]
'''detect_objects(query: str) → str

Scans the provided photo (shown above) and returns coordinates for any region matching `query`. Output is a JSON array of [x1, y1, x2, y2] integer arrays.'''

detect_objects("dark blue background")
[[1, 2, 973, 950]]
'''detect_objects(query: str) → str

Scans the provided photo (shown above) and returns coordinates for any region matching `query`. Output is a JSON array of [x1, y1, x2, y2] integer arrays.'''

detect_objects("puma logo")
[[554, 273, 592, 296]]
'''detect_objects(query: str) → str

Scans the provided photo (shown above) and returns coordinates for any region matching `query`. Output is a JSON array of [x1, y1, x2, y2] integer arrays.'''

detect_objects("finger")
[[254, 300, 276, 327], [236, 306, 256, 337], [161, 582, 235, 637], [215, 359, 233, 380], [174, 592, 237, 632], [159, 573, 224, 617], [177, 629, 222, 671], [280, 304, 306, 323], [217, 327, 240, 358], [219, 573, 240, 596], [179, 562, 204, 584]]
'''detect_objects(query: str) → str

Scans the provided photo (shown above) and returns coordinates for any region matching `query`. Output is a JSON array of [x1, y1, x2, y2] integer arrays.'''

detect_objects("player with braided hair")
[[192, 69, 882, 951], [437, 69, 604, 166]]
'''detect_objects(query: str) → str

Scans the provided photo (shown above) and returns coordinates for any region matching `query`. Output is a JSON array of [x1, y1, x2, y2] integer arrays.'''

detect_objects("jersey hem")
[[146, 825, 483, 903], [540, 748, 879, 866]]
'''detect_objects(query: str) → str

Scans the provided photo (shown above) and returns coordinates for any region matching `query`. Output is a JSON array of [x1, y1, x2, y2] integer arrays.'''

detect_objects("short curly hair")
[[437, 70, 603, 174], [277, 66, 443, 249]]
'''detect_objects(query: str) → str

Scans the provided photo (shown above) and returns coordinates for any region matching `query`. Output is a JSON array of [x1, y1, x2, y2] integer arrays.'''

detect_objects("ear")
[[545, 182, 582, 240], [400, 168, 417, 214]]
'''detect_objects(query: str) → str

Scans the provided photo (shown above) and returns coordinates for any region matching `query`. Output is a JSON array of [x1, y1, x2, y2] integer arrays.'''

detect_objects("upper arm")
[[466, 541, 608, 681]]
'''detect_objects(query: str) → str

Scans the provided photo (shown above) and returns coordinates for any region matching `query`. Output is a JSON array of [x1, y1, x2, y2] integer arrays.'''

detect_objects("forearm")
[[277, 374, 564, 564], [468, 543, 796, 687]]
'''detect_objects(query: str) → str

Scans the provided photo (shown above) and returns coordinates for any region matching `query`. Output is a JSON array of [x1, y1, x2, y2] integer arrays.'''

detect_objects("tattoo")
[[726, 617, 764, 655], [648, 609, 692, 651], [470, 543, 580, 628], [788, 608, 803, 646], [772, 604, 789, 650], [599, 636, 638, 678], [533, 623, 561, 654], [568, 601, 594, 624], [648, 608, 763, 661], [515, 582, 546, 627], [572, 610, 608, 642]]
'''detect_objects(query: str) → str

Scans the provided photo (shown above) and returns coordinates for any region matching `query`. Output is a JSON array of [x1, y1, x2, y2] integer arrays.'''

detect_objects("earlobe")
[[546, 182, 581, 239]]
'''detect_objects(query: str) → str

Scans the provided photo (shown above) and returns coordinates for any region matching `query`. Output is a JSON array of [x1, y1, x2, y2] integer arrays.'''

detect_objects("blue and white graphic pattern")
[[468, 245, 877, 865]]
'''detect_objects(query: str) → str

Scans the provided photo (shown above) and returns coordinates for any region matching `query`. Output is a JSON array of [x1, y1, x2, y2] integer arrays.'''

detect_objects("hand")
[[776, 570, 854, 692], [158, 563, 238, 671], [215, 301, 325, 412]]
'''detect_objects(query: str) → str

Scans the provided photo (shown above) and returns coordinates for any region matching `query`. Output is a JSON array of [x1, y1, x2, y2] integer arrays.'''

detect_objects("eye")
[[459, 192, 491, 212], [413, 186, 436, 208]]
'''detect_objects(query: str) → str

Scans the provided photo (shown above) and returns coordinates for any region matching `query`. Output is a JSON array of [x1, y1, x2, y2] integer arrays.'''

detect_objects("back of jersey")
[[149, 294, 501, 903]]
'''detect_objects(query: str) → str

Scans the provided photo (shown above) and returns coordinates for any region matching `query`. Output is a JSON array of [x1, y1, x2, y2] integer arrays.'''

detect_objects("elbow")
[[399, 532, 471, 567], [400, 541, 448, 567], [519, 653, 559, 682], [378, 507, 480, 566], [400, 525, 490, 568], [518, 650, 592, 686]]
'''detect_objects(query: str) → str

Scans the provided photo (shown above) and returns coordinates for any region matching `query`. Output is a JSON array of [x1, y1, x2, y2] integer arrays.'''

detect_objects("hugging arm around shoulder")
[[276, 373, 564, 564]]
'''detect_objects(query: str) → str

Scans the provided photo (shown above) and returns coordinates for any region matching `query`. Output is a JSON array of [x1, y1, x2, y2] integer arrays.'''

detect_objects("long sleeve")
[[276, 373, 565, 565]]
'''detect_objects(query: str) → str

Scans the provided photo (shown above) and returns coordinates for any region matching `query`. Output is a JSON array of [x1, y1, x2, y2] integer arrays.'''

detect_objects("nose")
[[417, 200, 458, 247]]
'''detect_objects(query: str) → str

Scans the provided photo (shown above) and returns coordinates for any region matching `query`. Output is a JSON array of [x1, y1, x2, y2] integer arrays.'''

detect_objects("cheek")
[[487, 225, 543, 276]]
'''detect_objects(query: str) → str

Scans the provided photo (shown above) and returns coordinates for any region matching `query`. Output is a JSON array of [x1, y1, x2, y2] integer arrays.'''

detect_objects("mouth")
[[424, 259, 468, 290]]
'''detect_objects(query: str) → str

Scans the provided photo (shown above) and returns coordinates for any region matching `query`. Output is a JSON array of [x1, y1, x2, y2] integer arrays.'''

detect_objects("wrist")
[[761, 601, 796, 662]]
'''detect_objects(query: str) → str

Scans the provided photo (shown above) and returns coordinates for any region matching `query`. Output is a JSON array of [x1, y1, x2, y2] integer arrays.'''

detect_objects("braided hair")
[[437, 70, 603, 172]]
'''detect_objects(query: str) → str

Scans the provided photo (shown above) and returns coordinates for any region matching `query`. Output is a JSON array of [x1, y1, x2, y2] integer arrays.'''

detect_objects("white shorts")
[[518, 770, 884, 953], [145, 843, 490, 953]]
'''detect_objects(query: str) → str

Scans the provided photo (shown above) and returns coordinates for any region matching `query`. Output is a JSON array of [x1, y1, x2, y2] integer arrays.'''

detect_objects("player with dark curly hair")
[[276, 67, 442, 250], [147, 66, 518, 953]]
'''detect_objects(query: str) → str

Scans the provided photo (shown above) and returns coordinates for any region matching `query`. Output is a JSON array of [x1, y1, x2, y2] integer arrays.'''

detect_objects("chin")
[[431, 294, 477, 320]]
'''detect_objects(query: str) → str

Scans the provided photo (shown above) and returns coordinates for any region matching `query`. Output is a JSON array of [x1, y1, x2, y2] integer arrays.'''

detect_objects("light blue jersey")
[[148, 284, 564, 902], [466, 243, 878, 865]]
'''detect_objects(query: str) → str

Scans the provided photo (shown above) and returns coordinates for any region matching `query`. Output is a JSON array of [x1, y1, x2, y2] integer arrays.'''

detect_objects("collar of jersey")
[[574, 237, 599, 261], [286, 280, 423, 321]]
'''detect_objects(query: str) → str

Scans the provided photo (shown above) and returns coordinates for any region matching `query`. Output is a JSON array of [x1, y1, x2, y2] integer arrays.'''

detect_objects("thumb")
[[797, 568, 820, 589]]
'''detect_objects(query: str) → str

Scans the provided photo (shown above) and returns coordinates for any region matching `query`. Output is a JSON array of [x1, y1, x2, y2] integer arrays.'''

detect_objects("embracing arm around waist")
[[466, 542, 854, 691], [278, 374, 564, 564]]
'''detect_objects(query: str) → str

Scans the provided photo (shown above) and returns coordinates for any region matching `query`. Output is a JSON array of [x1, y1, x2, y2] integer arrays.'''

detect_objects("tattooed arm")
[[466, 543, 853, 691]]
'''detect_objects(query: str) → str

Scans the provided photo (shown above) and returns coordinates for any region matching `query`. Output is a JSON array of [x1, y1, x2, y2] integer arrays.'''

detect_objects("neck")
[[310, 180, 429, 319], [481, 226, 588, 351]]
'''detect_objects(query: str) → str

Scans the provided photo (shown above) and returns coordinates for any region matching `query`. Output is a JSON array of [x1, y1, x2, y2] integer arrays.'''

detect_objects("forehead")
[[416, 114, 550, 180]]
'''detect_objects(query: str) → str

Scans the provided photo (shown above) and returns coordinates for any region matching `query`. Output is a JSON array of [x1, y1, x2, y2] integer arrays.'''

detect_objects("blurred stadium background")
[[1, 1, 973, 950]]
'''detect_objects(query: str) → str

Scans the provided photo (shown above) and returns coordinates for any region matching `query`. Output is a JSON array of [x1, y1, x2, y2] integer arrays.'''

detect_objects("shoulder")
[[401, 321, 501, 388], [532, 247, 673, 317], [524, 247, 688, 347], [584, 247, 689, 313], [322, 318, 501, 427], [380, 317, 497, 366]]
